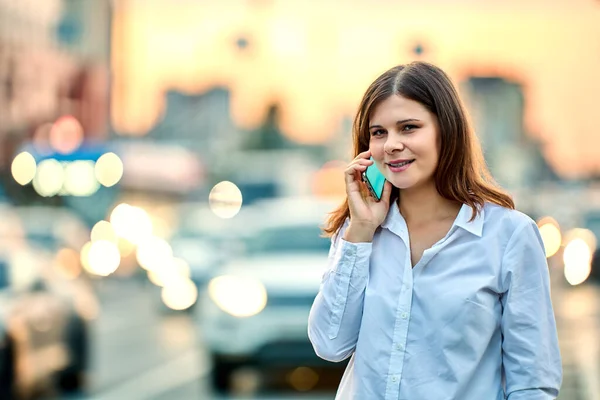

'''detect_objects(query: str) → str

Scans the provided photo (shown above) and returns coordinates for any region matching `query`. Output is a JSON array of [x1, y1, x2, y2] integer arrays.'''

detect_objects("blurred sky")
[[110, 0, 600, 178]]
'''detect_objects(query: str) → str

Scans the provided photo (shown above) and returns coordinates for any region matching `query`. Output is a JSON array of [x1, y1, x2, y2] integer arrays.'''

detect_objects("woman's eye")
[[371, 129, 385, 137], [402, 124, 418, 132]]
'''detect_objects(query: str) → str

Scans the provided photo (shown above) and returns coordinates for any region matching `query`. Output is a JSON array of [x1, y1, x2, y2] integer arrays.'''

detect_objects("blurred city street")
[[32, 269, 600, 400], [46, 277, 342, 400], [27, 272, 592, 400]]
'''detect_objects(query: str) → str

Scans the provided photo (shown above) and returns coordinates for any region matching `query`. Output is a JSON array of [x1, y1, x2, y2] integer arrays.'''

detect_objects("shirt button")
[[392, 376, 398, 383], [397, 343, 404, 351], [401, 312, 408, 319]]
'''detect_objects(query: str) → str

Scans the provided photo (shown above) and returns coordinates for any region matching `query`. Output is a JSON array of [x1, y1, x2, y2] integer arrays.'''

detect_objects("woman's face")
[[368, 95, 441, 191]]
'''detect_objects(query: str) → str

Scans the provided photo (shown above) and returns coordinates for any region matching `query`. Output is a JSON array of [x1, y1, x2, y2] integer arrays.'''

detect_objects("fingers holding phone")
[[343, 151, 392, 239], [344, 150, 373, 195]]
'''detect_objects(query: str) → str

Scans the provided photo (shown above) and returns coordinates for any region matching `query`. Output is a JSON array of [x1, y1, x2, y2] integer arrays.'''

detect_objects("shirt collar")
[[381, 201, 484, 237], [454, 203, 484, 237]]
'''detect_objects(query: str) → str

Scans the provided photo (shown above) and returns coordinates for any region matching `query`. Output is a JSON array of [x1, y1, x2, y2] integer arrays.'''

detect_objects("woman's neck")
[[398, 181, 461, 225]]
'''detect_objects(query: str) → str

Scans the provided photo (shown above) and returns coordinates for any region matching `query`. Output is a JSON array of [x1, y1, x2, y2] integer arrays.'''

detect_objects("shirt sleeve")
[[307, 220, 372, 362], [501, 219, 563, 399]]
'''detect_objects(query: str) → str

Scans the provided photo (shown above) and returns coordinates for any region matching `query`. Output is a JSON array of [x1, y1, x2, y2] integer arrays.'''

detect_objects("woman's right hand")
[[343, 150, 392, 242]]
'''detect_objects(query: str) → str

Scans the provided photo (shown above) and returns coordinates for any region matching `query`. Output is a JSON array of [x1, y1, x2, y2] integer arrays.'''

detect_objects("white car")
[[170, 202, 259, 287], [196, 197, 341, 392]]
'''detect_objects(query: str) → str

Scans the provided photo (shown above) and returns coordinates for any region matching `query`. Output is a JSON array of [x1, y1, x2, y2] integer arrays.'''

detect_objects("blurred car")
[[169, 202, 255, 289], [6, 205, 90, 252], [0, 205, 97, 399], [196, 196, 342, 393]]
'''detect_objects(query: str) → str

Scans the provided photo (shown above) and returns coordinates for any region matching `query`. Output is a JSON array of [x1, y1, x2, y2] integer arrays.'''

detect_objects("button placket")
[[388, 267, 413, 395]]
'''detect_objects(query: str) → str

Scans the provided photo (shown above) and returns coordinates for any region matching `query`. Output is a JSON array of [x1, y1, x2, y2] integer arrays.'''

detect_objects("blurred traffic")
[[1, 0, 600, 399]]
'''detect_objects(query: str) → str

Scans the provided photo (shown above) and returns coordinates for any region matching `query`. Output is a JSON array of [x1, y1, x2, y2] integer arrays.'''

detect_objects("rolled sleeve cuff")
[[331, 239, 372, 278], [507, 388, 558, 400]]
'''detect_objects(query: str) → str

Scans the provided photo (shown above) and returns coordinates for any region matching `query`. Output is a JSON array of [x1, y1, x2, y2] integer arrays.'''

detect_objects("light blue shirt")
[[308, 202, 562, 400]]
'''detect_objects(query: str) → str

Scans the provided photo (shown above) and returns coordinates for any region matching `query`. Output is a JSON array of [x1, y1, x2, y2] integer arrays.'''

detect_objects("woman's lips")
[[387, 159, 415, 172]]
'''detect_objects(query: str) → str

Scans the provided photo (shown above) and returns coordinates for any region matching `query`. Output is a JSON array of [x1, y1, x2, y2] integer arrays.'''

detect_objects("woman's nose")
[[384, 136, 405, 154]]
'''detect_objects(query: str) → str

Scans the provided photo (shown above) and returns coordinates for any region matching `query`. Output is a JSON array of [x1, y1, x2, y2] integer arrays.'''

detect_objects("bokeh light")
[[87, 240, 121, 276], [537, 217, 562, 258], [117, 237, 136, 257], [136, 236, 173, 271], [147, 269, 166, 287], [208, 181, 243, 219], [287, 367, 319, 392], [11, 152, 37, 185], [208, 275, 268, 317], [53, 248, 82, 280], [63, 160, 100, 196], [80, 242, 93, 274], [49, 115, 84, 154], [173, 258, 191, 279], [563, 238, 592, 286], [32, 159, 65, 197], [147, 258, 190, 287], [563, 228, 597, 253], [91, 220, 118, 243], [161, 278, 198, 310], [95, 152, 124, 187], [110, 203, 153, 244]]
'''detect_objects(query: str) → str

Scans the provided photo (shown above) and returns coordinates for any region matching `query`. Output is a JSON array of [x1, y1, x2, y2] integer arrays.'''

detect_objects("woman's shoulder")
[[482, 202, 538, 237]]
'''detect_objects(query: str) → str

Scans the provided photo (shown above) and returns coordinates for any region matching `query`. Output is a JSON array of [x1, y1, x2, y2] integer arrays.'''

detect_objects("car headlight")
[[208, 275, 267, 317]]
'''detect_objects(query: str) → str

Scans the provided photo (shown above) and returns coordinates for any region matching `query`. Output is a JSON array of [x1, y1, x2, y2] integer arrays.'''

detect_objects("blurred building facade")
[[0, 0, 111, 210], [463, 77, 558, 190]]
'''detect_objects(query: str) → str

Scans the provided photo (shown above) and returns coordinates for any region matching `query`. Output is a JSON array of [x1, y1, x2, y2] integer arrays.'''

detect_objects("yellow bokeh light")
[[91, 220, 118, 243], [173, 258, 191, 279], [147, 257, 191, 287], [563, 228, 597, 253], [208, 275, 267, 317], [87, 240, 121, 276], [110, 203, 153, 244], [536, 217, 562, 258], [208, 181, 243, 219], [287, 367, 319, 392], [147, 270, 165, 287], [563, 238, 592, 286], [95, 152, 124, 187], [136, 236, 173, 271], [80, 242, 93, 274], [11, 152, 37, 185], [63, 160, 100, 196], [161, 278, 198, 310], [33, 159, 65, 197], [564, 262, 591, 286], [117, 237, 136, 257]]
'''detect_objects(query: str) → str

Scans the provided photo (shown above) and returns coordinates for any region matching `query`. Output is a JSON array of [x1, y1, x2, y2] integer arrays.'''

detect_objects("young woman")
[[308, 62, 562, 399]]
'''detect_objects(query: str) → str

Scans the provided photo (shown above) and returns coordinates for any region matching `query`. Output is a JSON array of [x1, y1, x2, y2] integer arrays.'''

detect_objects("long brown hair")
[[323, 61, 514, 237]]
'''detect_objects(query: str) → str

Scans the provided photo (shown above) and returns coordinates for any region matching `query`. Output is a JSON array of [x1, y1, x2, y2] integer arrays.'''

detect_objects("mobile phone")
[[362, 156, 386, 201]]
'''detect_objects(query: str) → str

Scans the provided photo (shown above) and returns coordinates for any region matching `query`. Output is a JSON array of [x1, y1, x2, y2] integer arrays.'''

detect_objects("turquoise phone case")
[[362, 156, 386, 201]]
